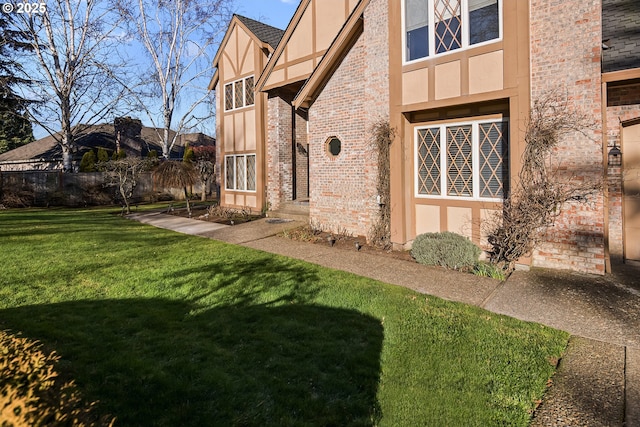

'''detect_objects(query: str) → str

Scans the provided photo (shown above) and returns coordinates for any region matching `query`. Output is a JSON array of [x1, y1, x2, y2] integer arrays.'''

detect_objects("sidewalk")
[[129, 211, 640, 426]]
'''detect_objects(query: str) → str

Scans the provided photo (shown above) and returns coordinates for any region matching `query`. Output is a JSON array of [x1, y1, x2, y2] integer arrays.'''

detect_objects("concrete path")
[[129, 212, 640, 426]]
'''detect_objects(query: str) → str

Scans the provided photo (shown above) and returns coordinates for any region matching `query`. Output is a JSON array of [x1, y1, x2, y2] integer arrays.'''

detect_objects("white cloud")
[[280, 0, 297, 4]]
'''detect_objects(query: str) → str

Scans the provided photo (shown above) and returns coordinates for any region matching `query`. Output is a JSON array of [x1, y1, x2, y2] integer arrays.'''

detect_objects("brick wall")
[[529, 0, 606, 274], [266, 94, 293, 210], [307, 0, 389, 238], [295, 111, 309, 200], [606, 82, 640, 257]]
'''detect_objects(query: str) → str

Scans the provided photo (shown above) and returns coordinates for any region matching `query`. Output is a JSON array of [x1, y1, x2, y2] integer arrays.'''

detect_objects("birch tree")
[[115, 0, 234, 159], [13, 0, 126, 171]]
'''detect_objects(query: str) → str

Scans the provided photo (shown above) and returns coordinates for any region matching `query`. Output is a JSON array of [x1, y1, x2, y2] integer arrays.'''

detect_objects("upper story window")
[[224, 76, 255, 111], [405, 0, 501, 63]]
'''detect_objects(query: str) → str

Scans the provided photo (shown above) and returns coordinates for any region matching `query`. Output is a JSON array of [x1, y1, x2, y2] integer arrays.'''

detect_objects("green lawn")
[[0, 208, 568, 426]]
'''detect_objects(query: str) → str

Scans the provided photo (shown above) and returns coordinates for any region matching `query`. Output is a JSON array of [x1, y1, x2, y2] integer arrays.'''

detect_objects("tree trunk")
[[183, 187, 191, 216]]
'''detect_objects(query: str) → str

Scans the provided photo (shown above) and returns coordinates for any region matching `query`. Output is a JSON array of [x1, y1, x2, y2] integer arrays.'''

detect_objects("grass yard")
[[0, 208, 568, 426]]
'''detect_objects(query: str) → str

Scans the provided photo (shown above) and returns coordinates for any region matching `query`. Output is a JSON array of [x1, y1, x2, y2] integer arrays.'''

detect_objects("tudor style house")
[[211, 0, 640, 275]]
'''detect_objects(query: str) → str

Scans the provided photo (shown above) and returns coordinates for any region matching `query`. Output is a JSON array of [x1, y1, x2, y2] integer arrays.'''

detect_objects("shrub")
[[182, 146, 194, 163], [96, 147, 110, 163], [0, 330, 115, 426], [147, 149, 158, 159], [79, 150, 96, 172], [411, 232, 481, 270]]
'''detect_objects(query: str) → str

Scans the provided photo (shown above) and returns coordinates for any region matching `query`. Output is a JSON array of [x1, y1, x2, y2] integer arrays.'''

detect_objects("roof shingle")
[[235, 14, 285, 50]]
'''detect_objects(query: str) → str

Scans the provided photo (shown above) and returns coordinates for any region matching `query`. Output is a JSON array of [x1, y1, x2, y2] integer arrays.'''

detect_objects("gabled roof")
[[210, 14, 285, 90], [235, 14, 284, 50], [602, 0, 640, 73], [255, 0, 313, 92], [293, 0, 369, 109]]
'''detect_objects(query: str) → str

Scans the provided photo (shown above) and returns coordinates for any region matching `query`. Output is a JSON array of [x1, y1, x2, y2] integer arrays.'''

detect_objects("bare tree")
[[114, 0, 234, 159], [486, 91, 602, 271], [103, 157, 153, 214], [12, 0, 127, 172]]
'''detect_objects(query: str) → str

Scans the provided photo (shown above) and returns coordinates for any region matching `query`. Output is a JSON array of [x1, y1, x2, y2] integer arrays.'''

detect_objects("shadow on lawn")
[[1, 298, 383, 426]]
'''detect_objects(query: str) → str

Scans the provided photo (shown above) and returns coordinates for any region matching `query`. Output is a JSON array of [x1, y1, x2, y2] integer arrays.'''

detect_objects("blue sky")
[[234, 0, 300, 30], [30, 1, 299, 140]]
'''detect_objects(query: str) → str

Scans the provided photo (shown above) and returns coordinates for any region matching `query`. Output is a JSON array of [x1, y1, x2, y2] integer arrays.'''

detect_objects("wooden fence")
[[0, 171, 216, 207]]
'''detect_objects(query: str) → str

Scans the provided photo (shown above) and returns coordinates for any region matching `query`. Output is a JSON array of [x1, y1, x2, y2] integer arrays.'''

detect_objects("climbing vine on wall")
[[369, 119, 395, 249]]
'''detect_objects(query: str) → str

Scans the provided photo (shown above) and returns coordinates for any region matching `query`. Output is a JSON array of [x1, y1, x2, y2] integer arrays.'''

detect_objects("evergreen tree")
[[0, 14, 34, 154]]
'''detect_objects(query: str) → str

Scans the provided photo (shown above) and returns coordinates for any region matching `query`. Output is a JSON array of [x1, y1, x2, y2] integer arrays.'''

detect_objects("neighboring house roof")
[[209, 14, 284, 90], [293, 0, 370, 109], [0, 124, 215, 164], [602, 0, 640, 73]]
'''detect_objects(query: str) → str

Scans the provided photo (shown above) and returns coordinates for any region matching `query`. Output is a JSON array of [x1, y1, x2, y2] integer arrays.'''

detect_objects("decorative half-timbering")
[[209, 0, 640, 275]]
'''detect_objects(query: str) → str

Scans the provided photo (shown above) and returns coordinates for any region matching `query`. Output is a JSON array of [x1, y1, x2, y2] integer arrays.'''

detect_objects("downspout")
[[291, 103, 297, 201], [602, 80, 611, 273]]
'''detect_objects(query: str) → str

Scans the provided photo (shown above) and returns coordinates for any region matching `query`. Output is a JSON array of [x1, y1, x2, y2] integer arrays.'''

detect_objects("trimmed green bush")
[[411, 231, 481, 270], [79, 150, 96, 172], [182, 145, 194, 163], [97, 147, 109, 163]]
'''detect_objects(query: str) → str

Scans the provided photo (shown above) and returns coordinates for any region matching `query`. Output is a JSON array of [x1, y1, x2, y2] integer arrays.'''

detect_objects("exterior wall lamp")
[[608, 142, 622, 166]]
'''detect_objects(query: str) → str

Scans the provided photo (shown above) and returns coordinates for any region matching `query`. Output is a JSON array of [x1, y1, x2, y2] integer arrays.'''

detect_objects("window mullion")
[[440, 124, 447, 196], [461, 0, 469, 48], [243, 154, 248, 190], [472, 122, 479, 199], [233, 156, 237, 190], [428, 0, 435, 58]]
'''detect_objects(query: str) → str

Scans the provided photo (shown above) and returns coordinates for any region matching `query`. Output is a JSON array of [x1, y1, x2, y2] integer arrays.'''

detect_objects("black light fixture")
[[608, 142, 622, 166]]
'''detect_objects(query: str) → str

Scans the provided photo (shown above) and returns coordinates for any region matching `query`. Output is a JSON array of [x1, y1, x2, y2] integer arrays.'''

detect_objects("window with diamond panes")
[[225, 156, 235, 190], [246, 155, 256, 191], [417, 128, 441, 195], [415, 119, 508, 200], [435, 0, 462, 54], [234, 81, 244, 110], [244, 77, 254, 107], [224, 76, 254, 112], [225, 154, 256, 192], [235, 156, 246, 191], [224, 84, 233, 111], [479, 121, 508, 198], [404, 0, 500, 62], [446, 125, 473, 196]]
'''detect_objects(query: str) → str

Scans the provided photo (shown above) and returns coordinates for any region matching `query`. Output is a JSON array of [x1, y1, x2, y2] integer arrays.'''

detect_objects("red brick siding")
[[266, 94, 293, 210], [295, 111, 309, 200], [307, 0, 389, 238], [529, 0, 606, 274]]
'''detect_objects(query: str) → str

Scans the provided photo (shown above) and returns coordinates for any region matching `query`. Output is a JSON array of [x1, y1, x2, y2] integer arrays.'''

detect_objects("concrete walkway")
[[129, 211, 640, 426]]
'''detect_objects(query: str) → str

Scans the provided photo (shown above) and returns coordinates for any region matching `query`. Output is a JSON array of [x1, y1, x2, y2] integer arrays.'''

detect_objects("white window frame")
[[225, 153, 256, 192], [414, 118, 508, 202], [402, 0, 503, 64], [223, 75, 255, 112]]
